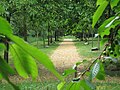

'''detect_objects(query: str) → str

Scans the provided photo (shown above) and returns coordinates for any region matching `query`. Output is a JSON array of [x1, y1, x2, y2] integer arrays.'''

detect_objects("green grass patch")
[[96, 83, 120, 90], [75, 39, 104, 59], [0, 80, 60, 90]]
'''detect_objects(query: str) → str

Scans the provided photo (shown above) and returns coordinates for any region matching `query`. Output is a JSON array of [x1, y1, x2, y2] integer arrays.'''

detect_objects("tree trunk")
[[4, 39, 9, 63], [47, 22, 50, 46], [23, 7, 27, 41], [36, 31, 39, 48], [4, 12, 11, 63], [55, 30, 57, 41], [42, 30, 46, 48], [50, 31, 52, 43]]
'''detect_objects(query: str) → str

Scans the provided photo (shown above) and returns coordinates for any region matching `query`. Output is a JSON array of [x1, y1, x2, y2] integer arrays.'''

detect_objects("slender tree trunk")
[[92, 30, 94, 47], [55, 30, 57, 41], [98, 35, 100, 50], [4, 39, 9, 63], [48, 22, 50, 46], [50, 31, 52, 43], [4, 12, 11, 63], [36, 31, 39, 48], [23, 7, 27, 41], [42, 30, 46, 48], [50, 36, 52, 43]]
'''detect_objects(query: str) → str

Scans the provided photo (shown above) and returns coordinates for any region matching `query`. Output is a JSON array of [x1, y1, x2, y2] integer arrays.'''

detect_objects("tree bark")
[[50, 31, 53, 43], [55, 30, 57, 41], [4, 38, 9, 63], [4, 12, 11, 63], [48, 22, 50, 46], [23, 7, 27, 41]]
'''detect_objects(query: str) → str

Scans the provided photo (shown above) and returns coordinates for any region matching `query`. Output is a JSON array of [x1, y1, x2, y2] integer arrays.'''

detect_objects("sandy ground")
[[50, 39, 82, 71]]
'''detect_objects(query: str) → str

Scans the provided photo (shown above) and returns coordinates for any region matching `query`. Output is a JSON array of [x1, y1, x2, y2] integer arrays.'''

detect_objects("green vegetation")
[[0, 0, 120, 90], [75, 39, 103, 59]]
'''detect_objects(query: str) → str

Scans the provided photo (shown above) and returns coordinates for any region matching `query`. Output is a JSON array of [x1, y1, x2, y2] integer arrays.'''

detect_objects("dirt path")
[[50, 39, 82, 71]]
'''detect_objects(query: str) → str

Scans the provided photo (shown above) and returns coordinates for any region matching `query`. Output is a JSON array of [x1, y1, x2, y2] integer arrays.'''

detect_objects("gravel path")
[[50, 39, 81, 70]]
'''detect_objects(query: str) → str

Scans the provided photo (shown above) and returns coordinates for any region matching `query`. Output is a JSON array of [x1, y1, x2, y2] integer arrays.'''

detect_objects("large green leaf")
[[97, 0, 104, 6], [0, 57, 19, 90], [110, 0, 120, 9], [10, 44, 38, 79], [92, 1, 109, 28], [0, 57, 15, 75], [57, 82, 66, 90], [98, 17, 114, 33], [99, 16, 120, 38], [0, 43, 6, 51], [8, 35, 63, 81], [0, 17, 13, 36], [66, 82, 76, 90]]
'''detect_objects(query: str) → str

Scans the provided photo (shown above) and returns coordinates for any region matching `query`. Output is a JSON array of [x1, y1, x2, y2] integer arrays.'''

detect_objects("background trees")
[[0, 0, 120, 90]]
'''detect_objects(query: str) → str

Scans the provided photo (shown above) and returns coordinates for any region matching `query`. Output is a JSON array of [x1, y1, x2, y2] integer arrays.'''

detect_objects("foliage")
[[0, 0, 120, 90], [58, 0, 120, 90], [0, 16, 63, 89]]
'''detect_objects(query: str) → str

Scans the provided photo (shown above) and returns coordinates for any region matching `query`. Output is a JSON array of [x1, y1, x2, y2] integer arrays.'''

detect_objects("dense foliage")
[[0, 0, 120, 90]]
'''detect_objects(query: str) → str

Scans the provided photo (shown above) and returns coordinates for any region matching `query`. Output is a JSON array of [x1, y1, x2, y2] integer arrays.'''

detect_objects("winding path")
[[50, 39, 81, 71]]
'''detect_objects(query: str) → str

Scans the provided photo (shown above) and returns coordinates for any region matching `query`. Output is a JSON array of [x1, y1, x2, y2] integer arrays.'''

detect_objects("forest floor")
[[50, 39, 82, 71]]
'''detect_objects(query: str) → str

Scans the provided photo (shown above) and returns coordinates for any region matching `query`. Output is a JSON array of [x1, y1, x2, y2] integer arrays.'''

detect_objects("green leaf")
[[105, 16, 119, 28], [0, 5, 5, 14], [57, 82, 66, 90], [97, 0, 104, 6], [0, 17, 13, 36], [66, 80, 92, 90], [115, 45, 120, 56], [92, 1, 109, 28], [0, 57, 15, 75], [96, 61, 105, 80], [86, 80, 96, 90], [8, 35, 63, 81], [100, 38, 108, 46], [110, 0, 120, 9], [100, 27, 111, 38], [98, 17, 114, 32], [76, 59, 87, 66], [66, 82, 74, 90], [79, 80, 92, 90], [98, 17, 114, 38], [99, 17, 120, 38], [62, 69, 76, 77], [0, 72, 20, 90], [10, 44, 38, 79], [0, 57, 19, 90], [91, 62, 100, 79], [0, 43, 6, 51]]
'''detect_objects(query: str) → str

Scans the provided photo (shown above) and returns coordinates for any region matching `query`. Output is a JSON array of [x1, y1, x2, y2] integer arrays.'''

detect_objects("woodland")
[[0, 0, 120, 90]]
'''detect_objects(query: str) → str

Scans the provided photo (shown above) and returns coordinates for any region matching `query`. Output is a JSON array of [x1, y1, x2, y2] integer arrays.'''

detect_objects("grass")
[[95, 76, 120, 90], [0, 80, 60, 90], [75, 39, 104, 59]]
